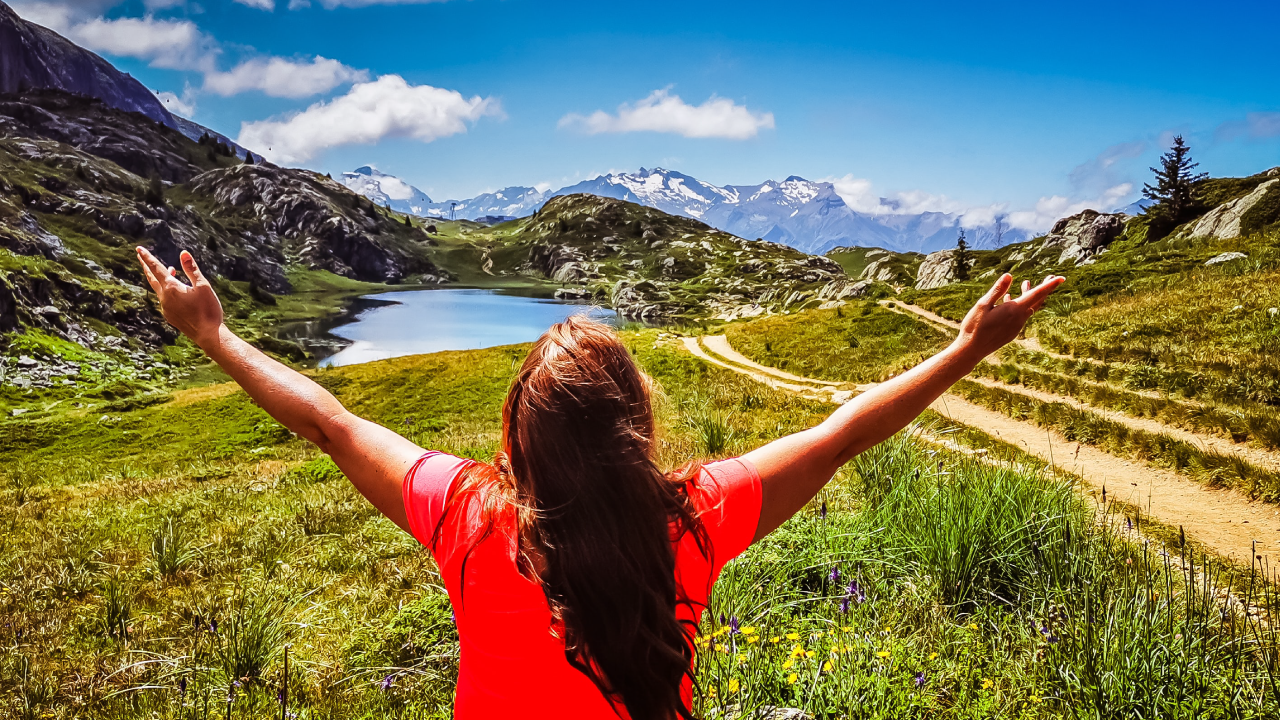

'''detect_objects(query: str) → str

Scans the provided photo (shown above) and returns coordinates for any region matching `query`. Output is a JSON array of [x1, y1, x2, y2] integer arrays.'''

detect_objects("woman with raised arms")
[[136, 246, 1062, 720]]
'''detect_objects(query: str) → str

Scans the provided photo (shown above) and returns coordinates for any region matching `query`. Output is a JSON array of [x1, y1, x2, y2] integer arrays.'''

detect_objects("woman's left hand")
[[136, 247, 224, 348]]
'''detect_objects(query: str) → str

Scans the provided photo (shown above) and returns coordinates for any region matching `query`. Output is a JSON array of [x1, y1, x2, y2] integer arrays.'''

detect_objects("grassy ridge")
[[722, 301, 951, 384]]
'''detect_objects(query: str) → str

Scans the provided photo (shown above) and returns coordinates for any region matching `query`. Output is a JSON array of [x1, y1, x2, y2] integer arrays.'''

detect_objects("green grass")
[[723, 301, 951, 384], [5, 332, 1280, 719]]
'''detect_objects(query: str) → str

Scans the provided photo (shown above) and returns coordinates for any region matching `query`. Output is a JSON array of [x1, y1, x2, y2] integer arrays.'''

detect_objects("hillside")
[[0, 89, 450, 407], [452, 193, 849, 321]]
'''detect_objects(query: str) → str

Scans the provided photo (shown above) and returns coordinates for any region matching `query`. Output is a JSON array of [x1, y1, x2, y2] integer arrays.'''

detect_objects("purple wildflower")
[[210, 619, 218, 634], [729, 616, 741, 635], [277, 688, 285, 704], [179, 678, 187, 695], [839, 597, 851, 614], [232, 680, 242, 689], [828, 566, 840, 585], [380, 674, 395, 691], [914, 671, 926, 688], [846, 580, 865, 605], [819, 501, 828, 520]]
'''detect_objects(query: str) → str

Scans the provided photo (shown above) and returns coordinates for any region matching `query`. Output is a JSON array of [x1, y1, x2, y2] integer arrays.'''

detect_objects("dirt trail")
[[688, 335, 1280, 563], [965, 375, 1280, 473], [701, 336, 845, 387], [880, 300, 1086, 364]]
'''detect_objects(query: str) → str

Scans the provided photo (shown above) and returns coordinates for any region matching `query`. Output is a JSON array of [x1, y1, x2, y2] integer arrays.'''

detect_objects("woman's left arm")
[[742, 272, 1064, 542], [137, 247, 423, 533]]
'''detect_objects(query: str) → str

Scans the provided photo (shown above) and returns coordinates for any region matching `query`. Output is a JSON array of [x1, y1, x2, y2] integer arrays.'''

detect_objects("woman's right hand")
[[136, 247, 224, 348], [954, 273, 1064, 361]]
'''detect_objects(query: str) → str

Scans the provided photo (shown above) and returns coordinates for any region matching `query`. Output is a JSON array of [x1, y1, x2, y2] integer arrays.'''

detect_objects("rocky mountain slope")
[[0, 0, 172, 127], [344, 166, 1031, 255], [462, 194, 849, 321], [0, 88, 449, 398]]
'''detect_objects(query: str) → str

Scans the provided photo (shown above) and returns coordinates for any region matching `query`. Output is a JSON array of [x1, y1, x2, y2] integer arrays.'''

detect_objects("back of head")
[[497, 315, 702, 719]]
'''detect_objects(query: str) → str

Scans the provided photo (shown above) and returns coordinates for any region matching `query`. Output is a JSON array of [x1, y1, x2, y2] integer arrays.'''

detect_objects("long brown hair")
[[435, 315, 709, 720]]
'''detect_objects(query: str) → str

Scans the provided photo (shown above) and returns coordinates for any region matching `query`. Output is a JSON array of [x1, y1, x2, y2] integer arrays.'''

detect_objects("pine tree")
[[951, 229, 972, 281], [243, 149, 254, 165], [403, 215, 412, 227], [144, 174, 164, 206], [1143, 135, 1208, 220]]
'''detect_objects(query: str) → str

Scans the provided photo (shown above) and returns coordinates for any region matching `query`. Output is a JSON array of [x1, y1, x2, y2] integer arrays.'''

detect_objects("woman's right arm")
[[136, 247, 424, 533]]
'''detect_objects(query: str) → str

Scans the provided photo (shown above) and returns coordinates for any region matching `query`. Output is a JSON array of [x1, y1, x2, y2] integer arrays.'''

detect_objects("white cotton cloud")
[[204, 56, 368, 98], [154, 89, 196, 116], [559, 89, 775, 140], [238, 75, 498, 165], [68, 15, 218, 72], [1006, 183, 1133, 232], [825, 174, 973, 217], [233, 0, 276, 9]]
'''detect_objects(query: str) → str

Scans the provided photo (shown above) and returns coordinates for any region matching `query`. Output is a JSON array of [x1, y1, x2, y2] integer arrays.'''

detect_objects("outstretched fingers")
[[1015, 275, 1065, 311], [179, 250, 208, 286], [135, 247, 165, 296], [981, 273, 1014, 308]]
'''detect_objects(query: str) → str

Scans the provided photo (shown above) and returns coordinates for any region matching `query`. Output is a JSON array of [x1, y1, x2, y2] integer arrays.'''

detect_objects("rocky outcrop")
[[0, 0, 174, 127], [189, 165, 450, 284], [1038, 210, 1127, 265], [1188, 179, 1279, 239], [915, 249, 957, 290], [817, 278, 871, 302]]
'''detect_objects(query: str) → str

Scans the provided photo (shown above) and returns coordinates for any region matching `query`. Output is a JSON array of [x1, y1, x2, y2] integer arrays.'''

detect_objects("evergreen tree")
[[243, 149, 254, 165], [951, 229, 972, 281], [403, 215, 412, 227], [144, 174, 164, 206], [1143, 135, 1208, 220]]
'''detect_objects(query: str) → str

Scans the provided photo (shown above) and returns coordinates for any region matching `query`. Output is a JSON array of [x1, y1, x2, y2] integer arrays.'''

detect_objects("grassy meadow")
[[5, 325, 1280, 719]]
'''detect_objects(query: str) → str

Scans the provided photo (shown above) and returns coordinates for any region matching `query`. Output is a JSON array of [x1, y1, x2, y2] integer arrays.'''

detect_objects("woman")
[[136, 247, 1062, 720]]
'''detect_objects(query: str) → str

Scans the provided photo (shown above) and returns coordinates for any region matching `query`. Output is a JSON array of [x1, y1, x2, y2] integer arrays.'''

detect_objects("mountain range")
[[342, 166, 1032, 254]]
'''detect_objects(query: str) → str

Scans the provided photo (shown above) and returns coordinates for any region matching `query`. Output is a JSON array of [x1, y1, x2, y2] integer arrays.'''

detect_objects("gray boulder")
[[1039, 209, 1127, 265], [1188, 179, 1279, 239], [915, 249, 957, 290], [1206, 251, 1247, 266]]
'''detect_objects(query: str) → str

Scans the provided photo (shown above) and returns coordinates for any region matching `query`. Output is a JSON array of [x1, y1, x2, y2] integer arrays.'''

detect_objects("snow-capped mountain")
[[342, 166, 1029, 253], [340, 166, 435, 216]]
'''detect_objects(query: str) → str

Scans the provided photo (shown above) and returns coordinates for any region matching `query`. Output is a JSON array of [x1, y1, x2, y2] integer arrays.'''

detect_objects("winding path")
[[686, 334, 1280, 564]]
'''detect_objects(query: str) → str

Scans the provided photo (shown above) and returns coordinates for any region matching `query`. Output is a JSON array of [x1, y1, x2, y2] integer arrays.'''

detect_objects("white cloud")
[[154, 89, 196, 116], [1006, 183, 1133, 232], [204, 56, 368, 98], [827, 173, 1135, 233], [67, 15, 218, 71], [559, 88, 774, 140], [238, 75, 497, 165], [233, 0, 276, 8], [826, 174, 972, 217]]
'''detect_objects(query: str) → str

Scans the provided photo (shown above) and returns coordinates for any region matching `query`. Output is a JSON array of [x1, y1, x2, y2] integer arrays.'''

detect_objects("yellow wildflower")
[[1029, 694, 1042, 704], [822, 660, 833, 672], [708, 686, 718, 698], [841, 626, 854, 632], [727, 678, 739, 694], [769, 636, 782, 644], [747, 636, 759, 644], [876, 650, 891, 658], [928, 652, 938, 660], [783, 659, 795, 670], [787, 673, 798, 685], [736, 653, 748, 665], [804, 650, 815, 658], [968, 623, 979, 630], [790, 644, 806, 658], [741, 626, 757, 635], [785, 632, 800, 640], [981, 678, 993, 690], [714, 643, 727, 653]]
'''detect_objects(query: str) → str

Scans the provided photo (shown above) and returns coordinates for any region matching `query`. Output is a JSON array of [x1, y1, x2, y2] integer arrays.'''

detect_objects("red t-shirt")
[[402, 451, 762, 718]]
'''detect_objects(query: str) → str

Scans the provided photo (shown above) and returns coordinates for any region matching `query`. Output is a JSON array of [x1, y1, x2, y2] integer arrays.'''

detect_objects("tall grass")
[[150, 518, 197, 577]]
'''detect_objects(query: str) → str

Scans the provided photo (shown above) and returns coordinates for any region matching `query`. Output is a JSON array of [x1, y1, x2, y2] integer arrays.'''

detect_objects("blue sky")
[[13, 0, 1280, 229]]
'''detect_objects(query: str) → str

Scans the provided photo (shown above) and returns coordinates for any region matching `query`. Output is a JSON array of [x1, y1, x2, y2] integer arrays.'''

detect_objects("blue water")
[[316, 289, 616, 367]]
